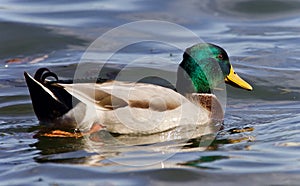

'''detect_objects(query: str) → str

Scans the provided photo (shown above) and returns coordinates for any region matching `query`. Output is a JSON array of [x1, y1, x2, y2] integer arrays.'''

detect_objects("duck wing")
[[59, 81, 185, 112]]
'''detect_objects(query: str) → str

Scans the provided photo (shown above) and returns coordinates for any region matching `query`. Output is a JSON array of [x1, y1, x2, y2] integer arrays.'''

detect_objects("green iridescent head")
[[176, 43, 252, 93]]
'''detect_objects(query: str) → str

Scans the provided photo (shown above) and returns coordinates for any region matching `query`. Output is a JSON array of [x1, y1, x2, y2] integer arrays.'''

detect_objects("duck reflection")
[[32, 122, 222, 166]]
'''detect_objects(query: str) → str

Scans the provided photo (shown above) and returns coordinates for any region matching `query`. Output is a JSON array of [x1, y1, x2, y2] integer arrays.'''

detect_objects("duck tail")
[[24, 68, 73, 122]]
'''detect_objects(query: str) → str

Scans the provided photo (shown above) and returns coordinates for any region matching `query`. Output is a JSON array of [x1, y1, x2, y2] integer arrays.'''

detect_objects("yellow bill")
[[225, 65, 253, 91]]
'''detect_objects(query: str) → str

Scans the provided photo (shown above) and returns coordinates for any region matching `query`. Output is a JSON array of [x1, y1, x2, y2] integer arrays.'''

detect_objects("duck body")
[[24, 43, 252, 135], [63, 82, 215, 134], [25, 70, 220, 134]]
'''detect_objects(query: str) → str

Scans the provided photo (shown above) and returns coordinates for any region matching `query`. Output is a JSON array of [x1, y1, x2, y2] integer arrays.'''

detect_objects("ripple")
[[203, 0, 300, 20]]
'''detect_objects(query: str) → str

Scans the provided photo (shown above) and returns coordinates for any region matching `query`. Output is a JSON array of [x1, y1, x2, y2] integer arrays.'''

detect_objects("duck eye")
[[217, 54, 223, 60]]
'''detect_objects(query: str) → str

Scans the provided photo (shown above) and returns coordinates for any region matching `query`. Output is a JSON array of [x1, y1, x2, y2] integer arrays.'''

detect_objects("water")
[[1, 0, 300, 185]]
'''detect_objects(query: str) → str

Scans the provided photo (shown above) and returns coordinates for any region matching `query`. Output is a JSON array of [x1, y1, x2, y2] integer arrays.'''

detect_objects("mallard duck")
[[24, 43, 252, 136]]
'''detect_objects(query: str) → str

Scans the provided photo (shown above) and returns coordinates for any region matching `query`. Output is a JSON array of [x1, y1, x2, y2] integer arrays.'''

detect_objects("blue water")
[[1, 0, 300, 185]]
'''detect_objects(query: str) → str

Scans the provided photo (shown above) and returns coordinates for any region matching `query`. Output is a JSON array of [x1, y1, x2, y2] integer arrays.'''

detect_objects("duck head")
[[177, 43, 252, 93]]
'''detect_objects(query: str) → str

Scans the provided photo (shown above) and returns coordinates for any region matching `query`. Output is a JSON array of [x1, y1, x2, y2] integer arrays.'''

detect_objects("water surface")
[[1, 0, 300, 185]]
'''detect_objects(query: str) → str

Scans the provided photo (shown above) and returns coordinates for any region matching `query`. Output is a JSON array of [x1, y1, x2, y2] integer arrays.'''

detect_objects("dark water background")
[[1, 0, 300, 185]]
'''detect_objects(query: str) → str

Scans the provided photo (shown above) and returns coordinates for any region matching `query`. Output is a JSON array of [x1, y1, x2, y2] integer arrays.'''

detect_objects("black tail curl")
[[34, 68, 59, 84]]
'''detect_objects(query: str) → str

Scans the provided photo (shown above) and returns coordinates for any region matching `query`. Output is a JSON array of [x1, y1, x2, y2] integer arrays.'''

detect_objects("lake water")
[[1, 0, 300, 185]]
